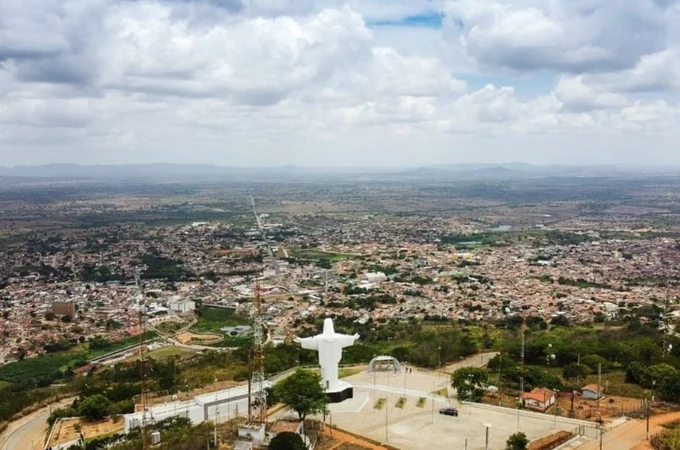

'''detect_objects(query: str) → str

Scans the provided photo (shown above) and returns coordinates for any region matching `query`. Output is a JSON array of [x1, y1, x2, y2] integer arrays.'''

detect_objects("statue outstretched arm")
[[338, 333, 360, 348], [294, 336, 319, 350]]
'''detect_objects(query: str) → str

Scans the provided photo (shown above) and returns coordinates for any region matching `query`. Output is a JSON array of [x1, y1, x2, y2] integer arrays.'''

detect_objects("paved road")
[[440, 352, 498, 375], [0, 398, 74, 450], [577, 411, 680, 450]]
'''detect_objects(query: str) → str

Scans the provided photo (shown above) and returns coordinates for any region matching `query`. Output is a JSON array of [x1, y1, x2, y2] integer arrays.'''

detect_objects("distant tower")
[[250, 281, 267, 423]]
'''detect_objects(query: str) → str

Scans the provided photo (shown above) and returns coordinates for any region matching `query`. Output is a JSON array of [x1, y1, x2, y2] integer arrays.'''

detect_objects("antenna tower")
[[134, 267, 150, 450], [250, 280, 267, 423]]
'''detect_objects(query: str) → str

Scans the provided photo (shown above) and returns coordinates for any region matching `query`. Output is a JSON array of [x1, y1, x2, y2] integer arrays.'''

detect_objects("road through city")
[[0, 398, 74, 450]]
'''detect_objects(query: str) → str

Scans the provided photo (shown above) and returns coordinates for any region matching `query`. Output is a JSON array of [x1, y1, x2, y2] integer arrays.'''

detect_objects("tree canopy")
[[506, 432, 529, 450], [274, 370, 327, 421], [78, 394, 111, 421], [269, 432, 306, 450], [451, 367, 488, 401]]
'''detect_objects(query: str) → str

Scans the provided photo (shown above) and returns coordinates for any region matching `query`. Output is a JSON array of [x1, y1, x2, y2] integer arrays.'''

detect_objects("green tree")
[[562, 363, 590, 381], [274, 370, 327, 421], [268, 432, 306, 450], [78, 394, 111, 421], [451, 367, 488, 401], [506, 432, 529, 450]]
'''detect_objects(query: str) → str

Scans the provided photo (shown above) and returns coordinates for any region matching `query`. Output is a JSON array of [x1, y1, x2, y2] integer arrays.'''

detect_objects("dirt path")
[[0, 397, 75, 450], [578, 411, 680, 450], [322, 427, 390, 450]]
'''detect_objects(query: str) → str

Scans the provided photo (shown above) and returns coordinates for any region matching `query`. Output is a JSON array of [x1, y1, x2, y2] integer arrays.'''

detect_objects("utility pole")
[[597, 363, 602, 417], [498, 351, 503, 406], [646, 397, 650, 440]]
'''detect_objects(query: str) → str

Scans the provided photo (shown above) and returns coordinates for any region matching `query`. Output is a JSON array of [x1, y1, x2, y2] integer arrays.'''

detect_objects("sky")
[[1, 0, 680, 167]]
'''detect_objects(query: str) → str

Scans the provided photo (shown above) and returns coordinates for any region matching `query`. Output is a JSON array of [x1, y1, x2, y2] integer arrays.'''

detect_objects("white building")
[[123, 383, 272, 433], [168, 299, 196, 313]]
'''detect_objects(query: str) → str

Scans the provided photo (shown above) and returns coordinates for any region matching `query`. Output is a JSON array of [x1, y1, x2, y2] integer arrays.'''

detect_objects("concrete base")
[[327, 392, 369, 414], [327, 386, 353, 403]]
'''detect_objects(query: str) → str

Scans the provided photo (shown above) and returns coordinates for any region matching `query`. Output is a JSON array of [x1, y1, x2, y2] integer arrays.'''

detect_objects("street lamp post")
[[553, 389, 559, 428], [385, 393, 389, 442], [484, 423, 492, 450], [373, 355, 377, 414], [468, 374, 474, 415], [438, 346, 442, 375]]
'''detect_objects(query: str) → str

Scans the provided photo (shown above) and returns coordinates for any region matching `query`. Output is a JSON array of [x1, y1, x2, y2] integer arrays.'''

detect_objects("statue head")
[[322, 318, 335, 336]]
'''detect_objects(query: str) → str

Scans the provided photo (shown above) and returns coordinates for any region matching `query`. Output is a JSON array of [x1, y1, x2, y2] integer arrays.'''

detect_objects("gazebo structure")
[[367, 355, 401, 373]]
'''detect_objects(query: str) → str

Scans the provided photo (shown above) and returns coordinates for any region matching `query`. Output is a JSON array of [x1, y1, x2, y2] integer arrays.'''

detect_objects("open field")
[[192, 306, 249, 333], [288, 247, 352, 261], [176, 331, 222, 345]]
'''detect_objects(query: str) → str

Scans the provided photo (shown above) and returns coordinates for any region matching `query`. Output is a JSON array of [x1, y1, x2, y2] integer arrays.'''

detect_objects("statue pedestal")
[[326, 380, 354, 403]]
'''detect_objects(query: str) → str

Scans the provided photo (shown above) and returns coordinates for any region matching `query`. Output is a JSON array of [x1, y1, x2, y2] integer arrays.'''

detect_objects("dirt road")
[[0, 398, 74, 450]]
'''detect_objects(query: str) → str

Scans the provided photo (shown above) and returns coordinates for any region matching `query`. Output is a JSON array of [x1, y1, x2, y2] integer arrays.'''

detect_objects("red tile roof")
[[521, 388, 555, 402]]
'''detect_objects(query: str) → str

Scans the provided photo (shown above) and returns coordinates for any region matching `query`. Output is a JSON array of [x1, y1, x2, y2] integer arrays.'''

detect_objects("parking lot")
[[327, 369, 596, 450]]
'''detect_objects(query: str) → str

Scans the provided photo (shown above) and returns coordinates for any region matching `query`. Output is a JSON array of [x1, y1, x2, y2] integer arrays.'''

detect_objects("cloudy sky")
[[1, 0, 679, 167]]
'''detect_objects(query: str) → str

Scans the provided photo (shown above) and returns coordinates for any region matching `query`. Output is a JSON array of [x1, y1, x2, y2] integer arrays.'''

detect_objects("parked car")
[[439, 407, 458, 417]]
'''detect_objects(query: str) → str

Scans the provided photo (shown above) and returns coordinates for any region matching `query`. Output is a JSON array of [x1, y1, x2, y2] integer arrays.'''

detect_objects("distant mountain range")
[[1, 162, 679, 182]]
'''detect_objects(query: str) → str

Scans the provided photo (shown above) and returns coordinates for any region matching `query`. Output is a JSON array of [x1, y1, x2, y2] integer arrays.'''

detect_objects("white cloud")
[[555, 76, 628, 111], [0, 0, 680, 166], [445, 0, 675, 74]]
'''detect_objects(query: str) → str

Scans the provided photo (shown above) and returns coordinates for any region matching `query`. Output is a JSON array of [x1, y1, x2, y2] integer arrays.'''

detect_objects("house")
[[521, 388, 556, 411], [582, 384, 605, 400]]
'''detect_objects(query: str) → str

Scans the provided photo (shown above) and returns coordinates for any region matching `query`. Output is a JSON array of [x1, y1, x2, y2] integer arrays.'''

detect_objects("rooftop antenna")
[[134, 266, 150, 450]]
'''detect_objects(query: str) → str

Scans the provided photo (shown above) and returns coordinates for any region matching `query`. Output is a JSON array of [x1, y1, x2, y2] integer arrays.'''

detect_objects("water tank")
[[150, 431, 161, 445]]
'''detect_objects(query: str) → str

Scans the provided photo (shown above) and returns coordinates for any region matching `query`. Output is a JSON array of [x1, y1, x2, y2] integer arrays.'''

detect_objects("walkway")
[[322, 427, 390, 450], [578, 411, 680, 450]]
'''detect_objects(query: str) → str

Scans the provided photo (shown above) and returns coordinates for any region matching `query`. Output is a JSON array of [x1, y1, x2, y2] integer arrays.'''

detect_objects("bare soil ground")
[[49, 417, 124, 447], [529, 430, 573, 450], [176, 331, 222, 344], [556, 393, 644, 421]]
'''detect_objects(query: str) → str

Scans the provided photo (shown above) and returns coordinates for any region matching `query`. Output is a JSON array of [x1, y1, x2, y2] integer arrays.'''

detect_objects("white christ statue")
[[295, 318, 359, 394]]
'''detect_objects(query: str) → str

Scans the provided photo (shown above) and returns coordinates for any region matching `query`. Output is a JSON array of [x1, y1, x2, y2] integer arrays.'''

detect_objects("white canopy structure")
[[368, 355, 401, 373]]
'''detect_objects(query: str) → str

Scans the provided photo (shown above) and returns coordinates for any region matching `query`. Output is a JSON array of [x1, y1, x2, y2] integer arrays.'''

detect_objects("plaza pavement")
[[322, 356, 597, 450]]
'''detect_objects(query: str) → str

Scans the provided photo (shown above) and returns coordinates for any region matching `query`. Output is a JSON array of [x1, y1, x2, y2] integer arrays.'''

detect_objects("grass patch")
[[192, 306, 249, 333], [396, 397, 406, 409], [417, 397, 426, 408], [86, 332, 158, 360], [582, 371, 646, 398], [339, 367, 363, 379], [374, 398, 386, 410], [289, 248, 350, 261], [146, 346, 195, 360], [432, 388, 448, 397]]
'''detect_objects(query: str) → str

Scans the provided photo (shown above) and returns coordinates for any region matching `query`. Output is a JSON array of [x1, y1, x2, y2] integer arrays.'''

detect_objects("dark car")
[[439, 407, 458, 417]]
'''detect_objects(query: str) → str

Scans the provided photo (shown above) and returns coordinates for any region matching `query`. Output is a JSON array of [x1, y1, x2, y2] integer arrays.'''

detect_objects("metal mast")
[[134, 267, 150, 450], [250, 280, 267, 423]]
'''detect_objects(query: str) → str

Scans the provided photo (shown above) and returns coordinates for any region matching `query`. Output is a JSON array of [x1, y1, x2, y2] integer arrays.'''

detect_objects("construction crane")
[[133, 266, 151, 450]]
